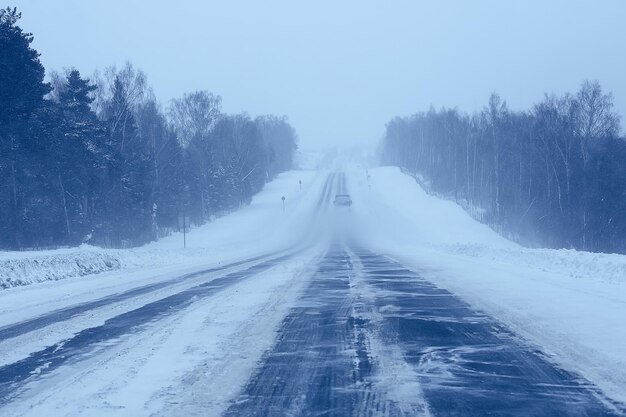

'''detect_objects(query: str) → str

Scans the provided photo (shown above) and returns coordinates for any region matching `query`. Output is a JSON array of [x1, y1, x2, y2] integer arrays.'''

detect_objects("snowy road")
[[222, 244, 621, 416], [0, 251, 294, 401], [0, 170, 624, 416], [0, 251, 285, 343]]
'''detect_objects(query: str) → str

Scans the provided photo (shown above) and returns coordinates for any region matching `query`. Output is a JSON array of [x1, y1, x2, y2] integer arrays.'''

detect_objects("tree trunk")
[[465, 135, 471, 202], [10, 158, 20, 249], [58, 172, 72, 240]]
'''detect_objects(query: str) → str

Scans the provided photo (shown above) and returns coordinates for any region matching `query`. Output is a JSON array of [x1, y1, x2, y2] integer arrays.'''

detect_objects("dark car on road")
[[333, 194, 352, 207]]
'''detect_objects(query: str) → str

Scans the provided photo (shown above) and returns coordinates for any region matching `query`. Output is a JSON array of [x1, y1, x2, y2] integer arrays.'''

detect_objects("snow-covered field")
[[347, 165, 626, 405]]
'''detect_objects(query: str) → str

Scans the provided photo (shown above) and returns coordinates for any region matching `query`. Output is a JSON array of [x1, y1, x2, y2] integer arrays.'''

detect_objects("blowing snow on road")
[[4, 2, 626, 415], [1, 165, 625, 417]]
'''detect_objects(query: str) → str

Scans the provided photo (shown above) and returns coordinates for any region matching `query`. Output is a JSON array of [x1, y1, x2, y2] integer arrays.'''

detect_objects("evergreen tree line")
[[380, 82, 626, 254], [0, 8, 297, 249]]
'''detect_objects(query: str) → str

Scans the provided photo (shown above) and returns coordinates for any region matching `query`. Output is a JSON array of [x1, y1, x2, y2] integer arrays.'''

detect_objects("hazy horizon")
[[12, 0, 626, 149]]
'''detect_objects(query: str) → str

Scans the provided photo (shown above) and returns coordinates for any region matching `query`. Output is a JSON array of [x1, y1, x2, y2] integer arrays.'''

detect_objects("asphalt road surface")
[[223, 244, 622, 416]]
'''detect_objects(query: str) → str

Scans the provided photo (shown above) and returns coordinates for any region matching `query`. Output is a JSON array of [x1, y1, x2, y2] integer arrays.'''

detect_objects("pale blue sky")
[[12, 0, 626, 149]]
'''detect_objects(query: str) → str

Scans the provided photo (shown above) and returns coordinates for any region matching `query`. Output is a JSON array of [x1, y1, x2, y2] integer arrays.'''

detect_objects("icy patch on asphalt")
[[349, 252, 432, 416]]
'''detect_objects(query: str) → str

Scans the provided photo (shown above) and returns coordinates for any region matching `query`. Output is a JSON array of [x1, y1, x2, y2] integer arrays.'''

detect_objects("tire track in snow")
[[222, 248, 358, 417], [0, 250, 286, 343]]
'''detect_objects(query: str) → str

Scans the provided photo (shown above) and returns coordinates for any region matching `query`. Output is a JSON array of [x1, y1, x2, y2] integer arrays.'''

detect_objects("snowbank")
[[0, 248, 120, 289]]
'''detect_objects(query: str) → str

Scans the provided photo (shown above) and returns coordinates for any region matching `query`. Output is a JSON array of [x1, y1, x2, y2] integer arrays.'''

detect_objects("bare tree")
[[575, 80, 620, 163], [481, 93, 508, 220], [91, 62, 149, 121], [168, 91, 222, 147]]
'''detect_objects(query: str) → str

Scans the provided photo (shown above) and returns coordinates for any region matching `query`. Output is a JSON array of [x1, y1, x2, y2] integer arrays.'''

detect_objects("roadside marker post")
[[281, 196, 286, 212], [178, 215, 190, 248]]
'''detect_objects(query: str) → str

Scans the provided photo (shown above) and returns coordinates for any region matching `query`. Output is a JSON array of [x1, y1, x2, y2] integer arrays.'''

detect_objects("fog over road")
[[0, 171, 623, 416]]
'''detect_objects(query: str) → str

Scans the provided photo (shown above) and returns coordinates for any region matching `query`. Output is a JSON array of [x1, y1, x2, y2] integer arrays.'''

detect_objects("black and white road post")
[[180, 184, 190, 249], [178, 214, 190, 249], [282, 196, 286, 212]]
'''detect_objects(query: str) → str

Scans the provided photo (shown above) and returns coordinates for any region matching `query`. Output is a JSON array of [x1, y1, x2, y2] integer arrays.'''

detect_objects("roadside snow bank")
[[445, 243, 626, 284], [0, 246, 231, 290], [347, 165, 626, 406], [0, 248, 121, 289]]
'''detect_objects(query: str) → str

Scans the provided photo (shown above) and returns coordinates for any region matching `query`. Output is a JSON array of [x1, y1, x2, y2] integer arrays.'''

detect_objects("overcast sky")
[[12, 0, 626, 149]]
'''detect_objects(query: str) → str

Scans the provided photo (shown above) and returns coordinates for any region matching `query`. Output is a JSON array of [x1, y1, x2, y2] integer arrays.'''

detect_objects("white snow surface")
[[1, 162, 625, 413], [1, 253, 320, 417], [346, 165, 626, 405]]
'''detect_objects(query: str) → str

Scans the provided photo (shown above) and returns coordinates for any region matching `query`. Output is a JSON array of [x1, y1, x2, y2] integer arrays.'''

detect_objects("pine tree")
[[53, 70, 103, 243], [0, 8, 50, 125], [0, 7, 51, 249]]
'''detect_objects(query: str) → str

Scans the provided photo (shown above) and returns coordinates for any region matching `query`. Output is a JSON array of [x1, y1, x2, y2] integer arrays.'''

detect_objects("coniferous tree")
[[54, 70, 104, 243], [0, 7, 51, 249]]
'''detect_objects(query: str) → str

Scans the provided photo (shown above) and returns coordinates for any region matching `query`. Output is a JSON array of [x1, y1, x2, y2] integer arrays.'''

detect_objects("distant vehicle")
[[333, 194, 352, 207]]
